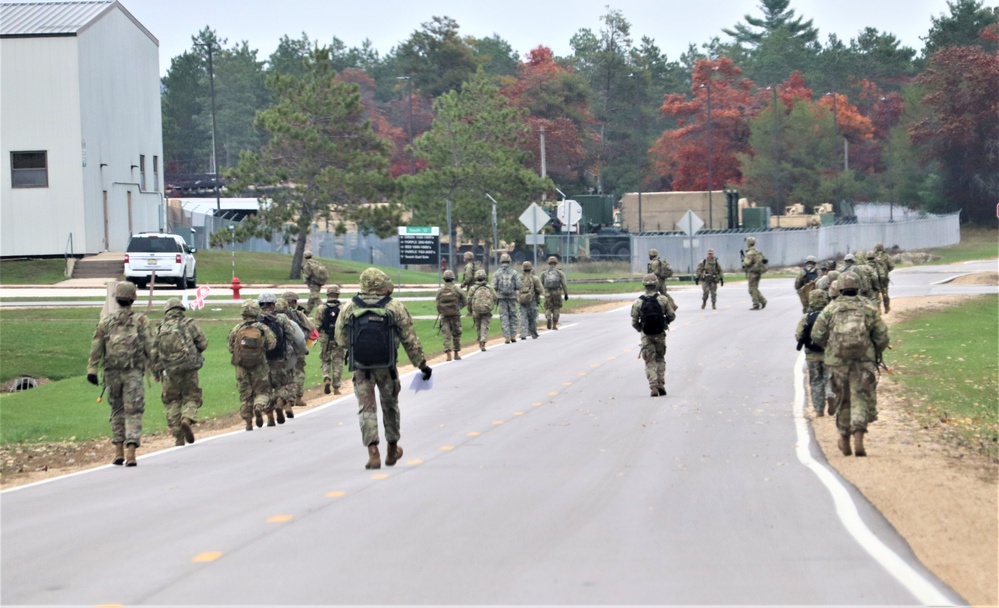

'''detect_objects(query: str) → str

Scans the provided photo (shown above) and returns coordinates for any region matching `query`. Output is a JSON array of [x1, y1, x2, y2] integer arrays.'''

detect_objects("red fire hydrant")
[[230, 276, 242, 300]]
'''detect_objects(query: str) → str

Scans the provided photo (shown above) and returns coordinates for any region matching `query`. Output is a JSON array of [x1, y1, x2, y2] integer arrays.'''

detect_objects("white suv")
[[124, 232, 197, 290]]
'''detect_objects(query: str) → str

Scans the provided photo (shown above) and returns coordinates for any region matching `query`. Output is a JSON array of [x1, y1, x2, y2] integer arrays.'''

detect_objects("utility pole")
[[195, 40, 221, 211], [397, 76, 414, 175]]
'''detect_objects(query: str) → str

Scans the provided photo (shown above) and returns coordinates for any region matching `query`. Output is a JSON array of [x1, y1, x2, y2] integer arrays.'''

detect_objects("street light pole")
[[397, 76, 414, 175], [699, 83, 713, 230], [196, 40, 221, 211], [768, 86, 782, 214], [485, 193, 499, 268]]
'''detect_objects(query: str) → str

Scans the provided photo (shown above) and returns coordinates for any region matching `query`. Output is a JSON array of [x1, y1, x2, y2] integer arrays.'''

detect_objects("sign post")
[[556, 199, 582, 276], [677, 210, 704, 278], [519, 202, 550, 268]]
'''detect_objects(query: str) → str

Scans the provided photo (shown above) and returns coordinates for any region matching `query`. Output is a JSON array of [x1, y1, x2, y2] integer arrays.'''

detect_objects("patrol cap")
[[442, 270, 455, 281], [163, 297, 185, 312], [282, 290, 299, 302], [642, 273, 658, 286], [114, 281, 137, 301], [326, 284, 341, 296], [258, 292, 277, 306], [547, 256, 557, 265]]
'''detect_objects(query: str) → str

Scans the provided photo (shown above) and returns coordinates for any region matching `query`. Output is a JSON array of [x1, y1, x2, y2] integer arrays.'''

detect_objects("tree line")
[[160, 0, 998, 273]]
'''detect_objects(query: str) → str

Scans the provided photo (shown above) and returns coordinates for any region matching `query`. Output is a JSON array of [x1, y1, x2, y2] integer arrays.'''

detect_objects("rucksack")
[[311, 261, 329, 284], [346, 295, 396, 371], [830, 306, 870, 360], [437, 286, 461, 316], [470, 285, 495, 314], [103, 311, 144, 370], [542, 268, 561, 291], [638, 295, 666, 335], [258, 314, 287, 361], [800, 311, 824, 353], [495, 268, 516, 298], [517, 277, 535, 305], [802, 267, 819, 285], [319, 303, 340, 339], [156, 317, 202, 372], [232, 323, 265, 367]]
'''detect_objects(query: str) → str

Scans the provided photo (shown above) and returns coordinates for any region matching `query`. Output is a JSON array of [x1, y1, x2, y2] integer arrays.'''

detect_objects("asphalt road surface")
[[3, 261, 993, 606]]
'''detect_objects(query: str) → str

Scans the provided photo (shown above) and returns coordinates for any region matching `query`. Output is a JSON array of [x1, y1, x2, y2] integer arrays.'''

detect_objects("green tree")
[[723, 0, 819, 49], [402, 70, 552, 256], [395, 16, 478, 98], [922, 0, 998, 56], [229, 47, 396, 278], [161, 50, 209, 173], [469, 34, 520, 77], [268, 33, 313, 78], [212, 40, 268, 167]]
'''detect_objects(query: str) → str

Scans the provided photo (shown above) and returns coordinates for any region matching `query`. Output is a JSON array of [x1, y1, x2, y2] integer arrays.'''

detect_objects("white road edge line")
[[792, 351, 954, 606]]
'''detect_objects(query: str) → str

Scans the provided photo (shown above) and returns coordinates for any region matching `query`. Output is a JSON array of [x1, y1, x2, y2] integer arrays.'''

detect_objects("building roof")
[[0, 1, 156, 45]]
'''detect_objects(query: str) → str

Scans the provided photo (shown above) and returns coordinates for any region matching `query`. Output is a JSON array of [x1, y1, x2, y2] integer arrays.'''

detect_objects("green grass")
[[888, 295, 998, 459], [195, 250, 440, 285], [0, 258, 67, 285], [917, 226, 998, 265]]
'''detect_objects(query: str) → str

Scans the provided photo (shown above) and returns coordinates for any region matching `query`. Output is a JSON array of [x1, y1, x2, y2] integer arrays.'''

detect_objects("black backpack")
[[799, 310, 824, 352], [345, 295, 396, 371], [319, 302, 340, 339], [257, 314, 287, 360], [638, 295, 666, 335]]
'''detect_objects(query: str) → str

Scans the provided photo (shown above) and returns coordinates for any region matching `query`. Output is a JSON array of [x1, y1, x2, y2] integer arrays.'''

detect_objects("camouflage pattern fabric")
[[542, 267, 568, 327], [874, 252, 893, 310], [696, 257, 723, 307], [497, 299, 519, 339], [631, 290, 677, 391], [742, 247, 767, 308], [301, 259, 326, 313], [287, 306, 315, 404], [811, 295, 889, 367], [461, 260, 483, 291], [261, 311, 299, 410], [648, 257, 673, 295], [440, 316, 463, 352], [805, 360, 829, 415], [161, 370, 203, 441], [104, 368, 146, 446], [473, 312, 492, 342], [518, 271, 543, 338], [314, 299, 344, 388], [227, 320, 277, 421]]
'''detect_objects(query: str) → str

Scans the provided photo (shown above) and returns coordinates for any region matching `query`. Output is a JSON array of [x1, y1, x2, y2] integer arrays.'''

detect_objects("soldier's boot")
[[751, 304, 760, 310], [454, 350, 462, 361], [333, 387, 342, 396], [504, 337, 511, 344], [480, 342, 487, 351], [286, 405, 295, 419], [815, 407, 825, 418], [275, 407, 285, 424], [112, 442, 125, 466], [826, 397, 837, 416], [255, 411, 264, 428], [838, 434, 852, 456], [659, 386, 667, 396], [760, 299, 767, 309], [125, 444, 138, 467], [446, 351, 453, 361], [553, 315, 560, 330], [385, 443, 403, 467], [711, 300, 717, 310], [181, 418, 195, 444], [511, 335, 517, 343], [546, 317, 552, 330], [175, 436, 185, 447], [853, 431, 866, 457], [244, 419, 253, 432], [365, 444, 381, 470], [884, 297, 891, 313], [296, 397, 306, 407], [267, 410, 276, 427], [324, 377, 332, 395], [701, 297, 707, 309], [650, 388, 659, 398]]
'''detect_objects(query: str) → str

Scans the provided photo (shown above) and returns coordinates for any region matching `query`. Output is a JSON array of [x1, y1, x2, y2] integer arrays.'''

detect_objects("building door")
[[102, 191, 109, 251]]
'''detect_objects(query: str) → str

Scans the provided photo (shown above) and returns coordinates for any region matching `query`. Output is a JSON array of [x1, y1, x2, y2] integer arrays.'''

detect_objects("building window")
[[139, 155, 146, 190], [11, 151, 48, 188], [152, 156, 159, 192]]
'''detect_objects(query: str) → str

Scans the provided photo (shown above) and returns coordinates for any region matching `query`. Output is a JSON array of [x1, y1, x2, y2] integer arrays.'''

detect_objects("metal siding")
[[0, 1, 112, 36]]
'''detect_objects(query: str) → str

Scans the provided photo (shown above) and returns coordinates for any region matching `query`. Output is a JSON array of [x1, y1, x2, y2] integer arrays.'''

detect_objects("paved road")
[[3, 263, 992, 605]]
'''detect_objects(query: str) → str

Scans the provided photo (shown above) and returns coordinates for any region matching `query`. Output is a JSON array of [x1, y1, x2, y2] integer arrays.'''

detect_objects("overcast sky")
[[107, 0, 954, 77]]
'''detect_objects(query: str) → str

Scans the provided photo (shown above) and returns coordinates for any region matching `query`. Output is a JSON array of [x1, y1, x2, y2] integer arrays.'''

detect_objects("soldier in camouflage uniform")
[[227, 300, 277, 431], [87, 281, 153, 466], [300, 250, 326, 314], [281, 291, 315, 410], [435, 270, 466, 361], [258, 293, 299, 426], [468, 269, 497, 351], [460, 251, 483, 293], [152, 298, 208, 446], [741, 236, 768, 310], [334, 268, 431, 469], [492, 253, 522, 344], [695, 249, 723, 309], [518, 261, 544, 340], [873, 243, 894, 312], [795, 289, 831, 417], [647, 249, 673, 296], [631, 273, 677, 397], [838, 254, 873, 301], [794, 256, 820, 313], [541, 256, 568, 330], [314, 284, 345, 395], [812, 272, 890, 457]]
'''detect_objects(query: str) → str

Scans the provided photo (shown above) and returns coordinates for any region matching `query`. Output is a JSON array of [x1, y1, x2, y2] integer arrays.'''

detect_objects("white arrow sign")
[[677, 209, 704, 236], [519, 202, 550, 234]]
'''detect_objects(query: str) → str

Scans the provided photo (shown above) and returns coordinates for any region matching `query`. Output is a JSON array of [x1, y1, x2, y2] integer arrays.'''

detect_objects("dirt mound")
[[949, 271, 998, 286]]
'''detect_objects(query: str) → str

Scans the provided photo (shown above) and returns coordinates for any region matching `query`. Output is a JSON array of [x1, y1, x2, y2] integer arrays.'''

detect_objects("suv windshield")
[[127, 236, 182, 253]]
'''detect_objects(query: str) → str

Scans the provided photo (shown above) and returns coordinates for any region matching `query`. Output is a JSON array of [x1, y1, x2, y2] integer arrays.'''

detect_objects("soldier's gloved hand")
[[720, 278, 724, 286], [420, 365, 433, 381], [564, 294, 569, 301], [87, 373, 99, 386]]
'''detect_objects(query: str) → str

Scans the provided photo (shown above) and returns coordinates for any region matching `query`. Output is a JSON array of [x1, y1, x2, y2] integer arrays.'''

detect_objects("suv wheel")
[[176, 268, 187, 290], [187, 269, 197, 289]]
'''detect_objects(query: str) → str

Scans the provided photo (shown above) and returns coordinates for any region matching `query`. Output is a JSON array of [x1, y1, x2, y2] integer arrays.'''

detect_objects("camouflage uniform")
[[227, 301, 277, 429], [631, 274, 677, 396], [492, 254, 522, 343], [460, 253, 483, 293], [259, 294, 300, 424], [467, 270, 497, 349], [334, 268, 430, 468], [541, 257, 568, 330], [741, 237, 768, 309], [152, 299, 208, 445], [314, 285, 345, 394], [435, 272, 467, 359], [695, 251, 723, 309], [838, 255, 874, 301], [87, 282, 153, 462], [873, 243, 894, 312], [647, 249, 673, 296], [795, 290, 831, 416], [518, 262, 544, 339], [812, 272, 890, 456], [300, 251, 326, 314], [794, 257, 820, 313], [282, 291, 315, 407]]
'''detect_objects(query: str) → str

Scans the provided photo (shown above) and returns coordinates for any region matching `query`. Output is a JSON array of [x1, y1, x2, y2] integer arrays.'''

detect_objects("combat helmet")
[[523, 261, 533, 271], [500, 253, 512, 264], [326, 284, 341, 296], [241, 300, 261, 318], [808, 289, 829, 311], [547, 256, 557, 265], [874, 243, 885, 252], [114, 281, 137, 302], [359, 267, 392, 294], [745, 236, 756, 246], [648, 249, 659, 259], [282, 290, 299, 303], [843, 253, 855, 263], [442, 270, 455, 281], [474, 269, 487, 282], [642, 273, 658, 287], [805, 255, 816, 263], [866, 251, 877, 261], [827, 270, 841, 283], [463, 251, 474, 261], [304, 250, 313, 259], [838, 271, 860, 291], [275, 298, 289, 313], [163, 297, 185, 312], [258, 292, 277, 307]]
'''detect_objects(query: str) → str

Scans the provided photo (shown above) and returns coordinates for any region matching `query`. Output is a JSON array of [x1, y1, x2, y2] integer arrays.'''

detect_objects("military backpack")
[[103, 311, 144, 370], [495, 267, 517, 298], [542, 268, 561, 291], [319, 302, 340, 339], [436, 286, 461, 316], [798, 311, 824, 353], [232, 323, 265, 367], [829, 306, 871, 360], [638, 295, 667, 335], [470, 285, 495, 315], [156, 316, 203, 373], [257, 315, 287, 361], [345, 295, 396, 371], [517, 277, 536, 305], [309, 260, 329, 284]]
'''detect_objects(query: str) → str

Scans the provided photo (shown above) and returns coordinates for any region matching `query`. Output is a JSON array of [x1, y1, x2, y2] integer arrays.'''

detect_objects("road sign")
[[519, 202, 550, 233], [677, 210, 704, 236], [398, 226, 440, 265], [556, 199, 582, 228]]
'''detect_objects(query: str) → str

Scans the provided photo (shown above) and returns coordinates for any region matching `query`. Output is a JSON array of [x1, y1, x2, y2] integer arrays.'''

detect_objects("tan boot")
[[324, 378, 332, 394], [385, 443, 403, 467], [181, 418, 195, 444], [255, 411, 264, 428], [112, 442, 125, 466], [651, 388, 659, 398], [838, 434, 852, 456], [454, 351, 462, 361], [125, 444, 137, 467], [245, 419, 253, 431], [853, 431, 866, 457], [275, 401, 285, 424], [480, 342, 487, 351], [827, 397, 837, 416], [504, 337, 510, 344], [365, 444, 381, 469], [701, 299, 706, 309], [546, 317, 552, 330], [446, 351, 453, 361], [174, 436, 185, 446], [333, 387, 342, 395], [267, 410, 276, 427]]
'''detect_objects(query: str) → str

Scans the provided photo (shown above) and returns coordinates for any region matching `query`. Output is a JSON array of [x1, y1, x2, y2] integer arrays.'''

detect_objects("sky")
[[103, 0, 955, 76]]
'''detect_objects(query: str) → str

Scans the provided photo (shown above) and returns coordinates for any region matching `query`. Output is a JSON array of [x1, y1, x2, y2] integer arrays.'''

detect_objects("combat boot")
[[504, 337, 510, 344], [511, 337, 517, 343], [711, 300, 716, 310], [385, 442, 403, 466], [838, 434, 852, 456], [125, 444, 137, 467], [255, 411, 264, 428], [701, 299, 706, 309], [274, 400, 285, 424], [286, 406, 295, 419], [245, 419, 253, 431], [446, 351, 453, 361], [651, 388, 659, 398], [454, 351, 462, 361], [827, 397, 837, 416], [658, 386, 667, 396], [112, 442, 125, 466], [546, 318, 552, 330], [174, 436, 185, 446], [760, 300, 767, 309], [267, 410, 276, 427], [853, 431, 866, 457], [181, 418, 195, 444], [333, 387, 342, 395], [324, 378, 332, 395], [480, 342, 487, 351], [365, 444, 381, 469]]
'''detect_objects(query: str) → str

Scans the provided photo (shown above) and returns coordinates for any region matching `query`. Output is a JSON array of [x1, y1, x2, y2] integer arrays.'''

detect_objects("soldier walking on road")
[[541, 256, 568, 330], [300, 250, 328, 314], [517, 261, 544, 339], [335, 268, 432, 470], [695, 249, 723, 309], [492, 253, 522, 344], [460, 251, 483, 293], [435, 270, 466, 361], [795, 289, 831, 417], [811, 272, 890, 457], [257, 293, 300, 426], [227, 301, 276, 431], [152, 298, 207, 446], [87, 281, 153, 466], [315, 285, 345, 395], [873, 243, 894, 312], [647, 249, 673, 296], [794, 256, 820, 313], [281, 291, 315, 410], [741, 236, 768, 310], [468, 269, 498, 351], [631, 274, 677, 397]]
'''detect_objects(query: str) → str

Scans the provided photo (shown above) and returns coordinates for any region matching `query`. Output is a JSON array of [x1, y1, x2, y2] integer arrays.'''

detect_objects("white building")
[[1, 0, 163, 257]]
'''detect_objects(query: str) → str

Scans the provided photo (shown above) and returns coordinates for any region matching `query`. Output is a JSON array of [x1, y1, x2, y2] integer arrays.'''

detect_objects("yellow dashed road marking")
[[325, 491, 346, 498], [440, 445, 455, 451], [513, 411, 524, 416], [406, 459, 423, 465], [591, 363, 601, 368], [267, 515, 293, 523], [492, 420, 505, 425], [370, 473, 389, 480], [193, 552, 223, 563], [467, 432, 481, 437], [547, 391, 558, 396], [563, 382, 572, 386], [531, 402, 542, 407]]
